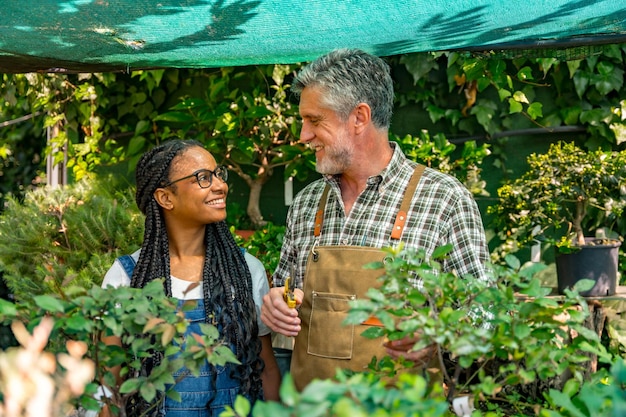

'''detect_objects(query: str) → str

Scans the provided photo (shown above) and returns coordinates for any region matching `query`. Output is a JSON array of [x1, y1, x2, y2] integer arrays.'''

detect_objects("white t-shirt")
[[102, 249, 271, 336]]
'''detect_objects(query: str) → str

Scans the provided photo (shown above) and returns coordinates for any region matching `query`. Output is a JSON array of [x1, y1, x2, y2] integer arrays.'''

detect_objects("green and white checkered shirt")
[[274, 142, 489, 288]]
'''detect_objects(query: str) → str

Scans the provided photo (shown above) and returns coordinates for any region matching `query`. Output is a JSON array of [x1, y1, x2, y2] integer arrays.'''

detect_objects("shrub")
[[0, 177, 143, 303], [233, 222, 285, 284], [227, 247, 621, 417], [0, 279, 238, 416]]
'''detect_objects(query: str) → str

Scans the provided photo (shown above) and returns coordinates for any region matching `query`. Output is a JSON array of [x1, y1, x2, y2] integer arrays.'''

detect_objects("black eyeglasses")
[[162, 166, 228, 189]]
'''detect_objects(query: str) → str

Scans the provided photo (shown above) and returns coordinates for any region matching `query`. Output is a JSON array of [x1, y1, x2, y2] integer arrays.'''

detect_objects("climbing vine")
[[391, 45, 626, 174], [2, 44, 626, 204]]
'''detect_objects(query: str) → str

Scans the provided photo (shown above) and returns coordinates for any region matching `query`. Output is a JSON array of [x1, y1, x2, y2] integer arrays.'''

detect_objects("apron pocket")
[[307, 291, 355, 359]]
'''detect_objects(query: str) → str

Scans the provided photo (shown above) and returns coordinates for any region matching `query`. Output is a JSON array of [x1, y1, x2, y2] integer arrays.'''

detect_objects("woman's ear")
[[153, 188, 174, 211]]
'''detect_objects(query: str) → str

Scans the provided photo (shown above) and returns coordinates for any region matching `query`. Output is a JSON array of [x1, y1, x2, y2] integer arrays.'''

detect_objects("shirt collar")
[[370, 141, 405, 186]]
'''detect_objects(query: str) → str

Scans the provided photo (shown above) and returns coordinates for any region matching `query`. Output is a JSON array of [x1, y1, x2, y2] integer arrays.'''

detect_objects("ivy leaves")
[[396, 45, 626, 148]]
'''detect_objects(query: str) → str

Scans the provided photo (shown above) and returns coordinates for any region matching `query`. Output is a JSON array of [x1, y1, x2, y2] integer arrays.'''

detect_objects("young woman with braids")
[[100, 139, 280, 416]]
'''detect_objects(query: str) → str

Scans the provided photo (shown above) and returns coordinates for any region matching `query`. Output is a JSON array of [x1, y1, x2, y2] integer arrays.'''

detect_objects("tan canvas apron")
[[291, 165, 427, 390]]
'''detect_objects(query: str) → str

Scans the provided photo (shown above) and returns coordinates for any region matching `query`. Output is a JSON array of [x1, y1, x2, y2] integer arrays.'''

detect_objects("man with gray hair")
[[261, 49, 489, 390]]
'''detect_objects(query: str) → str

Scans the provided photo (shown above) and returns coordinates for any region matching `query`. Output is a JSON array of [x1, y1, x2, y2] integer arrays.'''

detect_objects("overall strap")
[[313, 165, 425, 240], [117, 254, 137, 278]]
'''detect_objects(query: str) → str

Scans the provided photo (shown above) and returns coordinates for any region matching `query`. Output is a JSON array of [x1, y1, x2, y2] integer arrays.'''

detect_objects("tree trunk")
[[247, 179, 267, 228], [574, 199, 586, 246]]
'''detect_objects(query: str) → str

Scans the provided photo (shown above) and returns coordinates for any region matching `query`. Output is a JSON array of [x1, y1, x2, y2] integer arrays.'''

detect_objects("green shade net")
[[1, 0, 626, 73]]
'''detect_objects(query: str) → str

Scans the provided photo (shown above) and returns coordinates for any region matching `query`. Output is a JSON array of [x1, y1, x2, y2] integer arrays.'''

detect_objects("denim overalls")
[[116, 255, 253, 416], [164, 298, 245, 417]]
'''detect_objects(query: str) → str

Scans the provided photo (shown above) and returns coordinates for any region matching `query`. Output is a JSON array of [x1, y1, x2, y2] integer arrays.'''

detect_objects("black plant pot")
[[556, 238, 622, 297]]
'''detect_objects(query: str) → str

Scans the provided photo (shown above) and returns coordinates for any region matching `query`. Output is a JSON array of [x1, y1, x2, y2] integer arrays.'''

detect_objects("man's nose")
[[299, 122, 314, 143]]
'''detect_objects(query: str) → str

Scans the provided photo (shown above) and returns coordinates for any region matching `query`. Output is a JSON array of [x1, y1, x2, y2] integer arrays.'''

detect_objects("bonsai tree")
[[155, 64, 314, 228], [489, 141, 626, 254]]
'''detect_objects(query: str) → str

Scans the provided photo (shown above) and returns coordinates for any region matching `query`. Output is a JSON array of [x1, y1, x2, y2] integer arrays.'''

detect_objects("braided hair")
[[131, 139, 264, 402]]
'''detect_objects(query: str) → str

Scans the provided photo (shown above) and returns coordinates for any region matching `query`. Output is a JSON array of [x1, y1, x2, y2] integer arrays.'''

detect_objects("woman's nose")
[[212, 175, 228, 191]]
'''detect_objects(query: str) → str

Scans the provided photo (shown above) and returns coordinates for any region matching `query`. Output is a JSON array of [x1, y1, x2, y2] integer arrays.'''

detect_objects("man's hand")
[[261, 286, 303, 337], [383, 335, 437, 366]]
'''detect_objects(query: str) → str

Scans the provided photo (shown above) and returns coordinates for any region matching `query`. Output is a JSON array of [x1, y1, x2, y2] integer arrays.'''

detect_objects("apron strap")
[[314, 184, 331, 237], [390, 164, 425, 240], [313, 164, 425, 240]]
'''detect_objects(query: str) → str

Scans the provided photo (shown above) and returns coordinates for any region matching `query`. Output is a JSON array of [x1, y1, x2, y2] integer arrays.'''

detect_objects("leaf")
[[153, 111, 194, 122], [134, 120, 151, 136], [497, 88, 511, 101], [512, 91, 529, 104], [471, 100, 497, 132], [504, 254, 520, 270], [278, 373, 300, 407], [160, 324, 176, 346], [400, 53, 439, 85], [360, 326, 385, 339], [64, 314, 93, 332], [431, 244, 452, 259], [119, 377, 142, 394], [547, 389, 587, 417], [517, 66, 534, 81], [232, 395, 251, 416], [127, 136, 146, 157], [514, 322, 531, 339], [34, 295, 65, 313], [527, 102, 543, 119], [593, 61, 624, 95], [140, 382, 157, 403], [573, 72, 590, 98], [343, 310, 371, 326], [0, 298, 18, 317], [567, 59, 582, 78], [143, 317, 166, 333], [508, 99, 522, 114], [211, 345, 240, 366]]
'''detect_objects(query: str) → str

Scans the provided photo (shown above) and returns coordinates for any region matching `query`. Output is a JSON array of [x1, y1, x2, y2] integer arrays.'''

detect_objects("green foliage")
[[0, 70, 183, 188], [222, 247, 626, 416], [226, 201, 255, 231], [0, 74, 46, 206], [488, 141, 626, 255], [542, 358, 626, 417], [0, 279, 238, 416], [154, 64, 315, 227], [5, 48, 626, 231], [393, 130, 491, 197], [393, 46, 626, 180], [233, 222, 286, 282], [343, 246, 614, 415], [223, 372, 450, 417], [0, 177, 143, 303]]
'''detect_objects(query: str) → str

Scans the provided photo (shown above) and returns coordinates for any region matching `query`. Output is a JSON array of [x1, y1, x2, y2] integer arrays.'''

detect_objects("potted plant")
[[155, 64, 315, 229], [489, 141, 626, 296]]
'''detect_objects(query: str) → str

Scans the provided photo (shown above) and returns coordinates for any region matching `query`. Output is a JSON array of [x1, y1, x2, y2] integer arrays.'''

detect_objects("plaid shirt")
[[273, 142, 489, 288]]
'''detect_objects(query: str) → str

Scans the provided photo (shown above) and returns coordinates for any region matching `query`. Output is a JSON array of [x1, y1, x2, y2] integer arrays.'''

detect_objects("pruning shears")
[[283, 266, 297, 309]]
